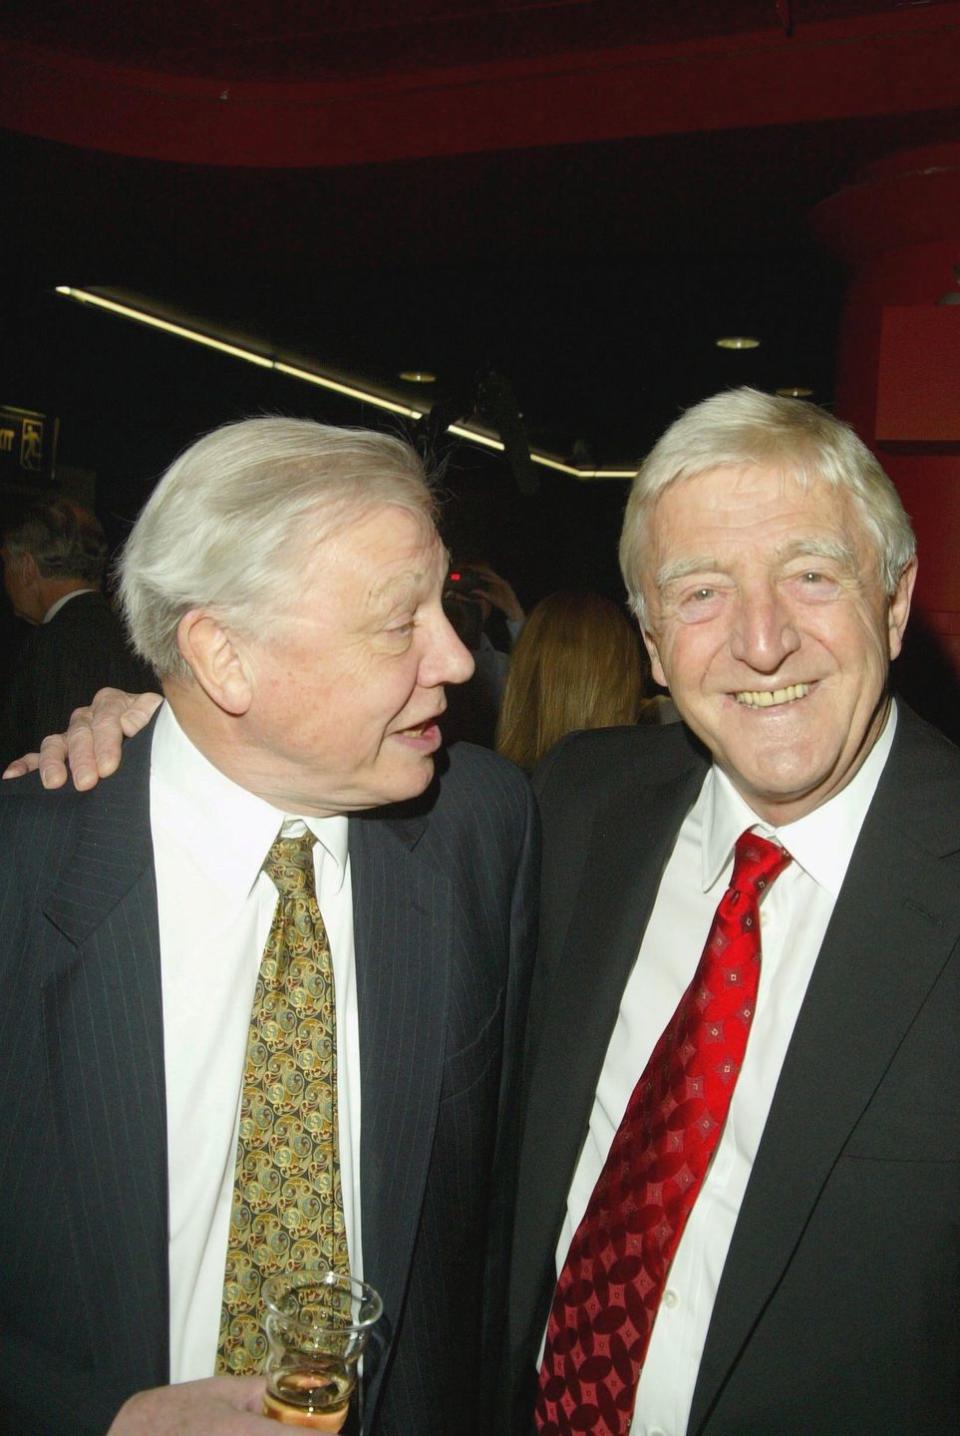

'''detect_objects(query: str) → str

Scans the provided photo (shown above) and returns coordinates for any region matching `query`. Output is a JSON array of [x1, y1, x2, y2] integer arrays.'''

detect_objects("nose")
[[729, 581, 800, 673], [421, 610, 476, 688]]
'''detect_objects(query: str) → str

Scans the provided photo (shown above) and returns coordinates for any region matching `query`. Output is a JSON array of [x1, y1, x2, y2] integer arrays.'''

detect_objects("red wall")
[[814, 156, 960, 686]]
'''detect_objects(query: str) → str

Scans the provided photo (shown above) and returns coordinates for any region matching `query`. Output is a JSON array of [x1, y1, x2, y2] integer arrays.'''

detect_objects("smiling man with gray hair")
[[508, 387, 958, 1435], [0, 417, 537, 1436]]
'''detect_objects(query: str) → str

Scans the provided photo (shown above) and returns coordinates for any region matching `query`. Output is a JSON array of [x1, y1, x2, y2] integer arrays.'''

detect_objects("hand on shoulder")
[[1, 688, 162, 789]]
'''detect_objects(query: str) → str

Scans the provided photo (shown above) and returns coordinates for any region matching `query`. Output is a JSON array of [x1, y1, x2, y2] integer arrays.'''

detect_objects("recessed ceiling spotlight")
[[398, 370, 437, 383], [776, 386, 813, 398], [715, 336, 760, 350]]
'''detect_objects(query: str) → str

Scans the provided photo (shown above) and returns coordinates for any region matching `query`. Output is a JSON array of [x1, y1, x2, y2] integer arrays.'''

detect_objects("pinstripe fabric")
[[0, 727, 167, 1436], [352, 743, 538, 1435], [0, 592, 155, 766], [506, 708, 960, 1436], [0, 723, 538, 1436]]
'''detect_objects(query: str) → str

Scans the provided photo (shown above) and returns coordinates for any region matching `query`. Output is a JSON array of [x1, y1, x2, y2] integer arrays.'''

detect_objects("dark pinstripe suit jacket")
[[0, 591, 155, 767], [506, 704, 960, 1433], [0, 719, 538, 1436]]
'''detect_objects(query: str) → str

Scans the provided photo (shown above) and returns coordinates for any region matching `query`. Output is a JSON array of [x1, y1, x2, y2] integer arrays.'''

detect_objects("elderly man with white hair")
[[0, 417, 537, 1436], [507, 388, 958, 1435]]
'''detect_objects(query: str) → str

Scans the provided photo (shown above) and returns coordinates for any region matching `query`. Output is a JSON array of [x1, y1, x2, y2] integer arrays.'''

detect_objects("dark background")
[[3, 1, 960, 615]]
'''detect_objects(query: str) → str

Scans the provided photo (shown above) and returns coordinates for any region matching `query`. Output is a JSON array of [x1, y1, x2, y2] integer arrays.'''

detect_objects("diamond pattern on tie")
[[536, 830, 791, 1436], [217, 831, 349, 1375]]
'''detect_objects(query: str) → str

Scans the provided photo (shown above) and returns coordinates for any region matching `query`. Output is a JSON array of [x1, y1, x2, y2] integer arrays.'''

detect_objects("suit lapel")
[[349, 807, 452, 1424], [511, 757, 706, 1364], [40, 724, 170, 1390], [690, 710, 960, 1431]]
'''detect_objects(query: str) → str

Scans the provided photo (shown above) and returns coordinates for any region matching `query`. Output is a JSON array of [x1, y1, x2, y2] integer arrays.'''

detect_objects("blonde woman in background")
[[496, 589, 673, 771]]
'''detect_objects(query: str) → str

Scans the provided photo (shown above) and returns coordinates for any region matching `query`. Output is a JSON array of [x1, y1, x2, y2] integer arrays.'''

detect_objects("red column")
[[812, 144, 960, 694]]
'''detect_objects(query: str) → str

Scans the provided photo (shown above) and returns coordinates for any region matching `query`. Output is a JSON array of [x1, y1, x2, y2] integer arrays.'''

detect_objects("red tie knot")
[[730, 830, 791, 897]]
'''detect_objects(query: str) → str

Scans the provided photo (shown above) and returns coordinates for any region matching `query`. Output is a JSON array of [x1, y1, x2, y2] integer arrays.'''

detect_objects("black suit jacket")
[[0, 721, 538, 1436], [507, 704, 959, 1434], [0, 591, 155, 766]]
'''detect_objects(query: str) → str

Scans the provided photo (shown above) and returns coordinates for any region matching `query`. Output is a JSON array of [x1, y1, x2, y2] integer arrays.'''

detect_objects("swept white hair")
[[619, 388, 916, 627], [119, 416, 436, 679]]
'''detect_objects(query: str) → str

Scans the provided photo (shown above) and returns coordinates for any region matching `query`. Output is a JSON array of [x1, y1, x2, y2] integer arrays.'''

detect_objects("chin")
[[384, 756, 438, 804]]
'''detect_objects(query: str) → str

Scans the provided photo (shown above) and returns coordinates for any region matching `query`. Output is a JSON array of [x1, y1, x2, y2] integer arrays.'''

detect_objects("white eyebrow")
[[654, 556, 722, 592], [654, 536, 857, 593], [775, 536, 857, 568]]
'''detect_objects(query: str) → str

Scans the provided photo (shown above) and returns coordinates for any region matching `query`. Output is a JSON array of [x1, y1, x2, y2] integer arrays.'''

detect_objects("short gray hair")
[[619, 388, 917, 626], [118, 416, 437, 679], [2, 498, 107, 585]]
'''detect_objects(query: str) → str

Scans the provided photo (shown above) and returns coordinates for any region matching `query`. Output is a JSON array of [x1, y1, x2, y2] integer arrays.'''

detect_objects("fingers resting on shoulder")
[[1, 688, 163, 789]]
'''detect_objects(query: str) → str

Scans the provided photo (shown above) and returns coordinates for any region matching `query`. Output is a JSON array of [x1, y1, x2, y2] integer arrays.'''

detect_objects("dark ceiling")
[[3, 1, 960, 597], [2, 1, 914, 80]]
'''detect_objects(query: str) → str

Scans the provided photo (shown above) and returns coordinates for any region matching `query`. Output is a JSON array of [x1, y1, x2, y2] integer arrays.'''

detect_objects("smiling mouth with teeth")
[[735, 683, 811, 708]]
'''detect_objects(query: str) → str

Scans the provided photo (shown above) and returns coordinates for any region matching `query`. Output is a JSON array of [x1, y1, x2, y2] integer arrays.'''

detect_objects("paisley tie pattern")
[[537, 830, 791, 1435], [217, 830, 349, 1375]]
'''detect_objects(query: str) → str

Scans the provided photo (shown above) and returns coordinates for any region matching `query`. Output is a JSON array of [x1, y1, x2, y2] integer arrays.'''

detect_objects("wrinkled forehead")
[[299, 502, 444, 590], [650, 462, 869, 538], [300, 491, 435, 550], [637, 464, 886, 592]]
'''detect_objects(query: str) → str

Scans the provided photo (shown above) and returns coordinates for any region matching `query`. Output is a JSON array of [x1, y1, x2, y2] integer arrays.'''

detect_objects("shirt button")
[[662, 1289, 679, 1309], [649, 1428, 667, 1436]]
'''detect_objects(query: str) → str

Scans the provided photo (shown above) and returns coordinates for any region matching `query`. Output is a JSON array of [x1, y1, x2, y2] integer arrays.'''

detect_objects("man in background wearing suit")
[[509, 388, 958, 1433], [0, 497, 154, 764], [0, 418, 537, 1436]]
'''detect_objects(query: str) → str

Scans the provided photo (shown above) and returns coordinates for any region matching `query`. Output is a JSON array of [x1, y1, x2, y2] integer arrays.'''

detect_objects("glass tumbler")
[[261, 1269, 382, 1430]]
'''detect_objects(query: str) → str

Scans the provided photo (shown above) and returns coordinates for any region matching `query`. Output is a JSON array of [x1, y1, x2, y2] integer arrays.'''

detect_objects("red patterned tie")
[[536, 830, 791, 1436]]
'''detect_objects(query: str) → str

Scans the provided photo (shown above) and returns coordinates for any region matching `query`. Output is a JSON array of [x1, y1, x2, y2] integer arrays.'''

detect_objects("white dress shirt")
[[149, 702, 363, 1383], [552, 705, 898, 1436]]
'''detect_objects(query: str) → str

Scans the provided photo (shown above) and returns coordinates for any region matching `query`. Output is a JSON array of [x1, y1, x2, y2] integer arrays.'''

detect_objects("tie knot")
[[263, 831, 318, 899], [731, 829, 791, 895]]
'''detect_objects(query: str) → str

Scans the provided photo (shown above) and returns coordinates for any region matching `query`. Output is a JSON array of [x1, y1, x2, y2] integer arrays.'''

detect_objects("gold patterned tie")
[[217, 830, 349, 1375]]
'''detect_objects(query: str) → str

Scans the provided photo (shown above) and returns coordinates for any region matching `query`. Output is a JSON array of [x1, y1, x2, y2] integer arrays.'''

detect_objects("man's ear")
[[17, 551, 41, 597], [11, 552, 45, 622], [642, 628, 667, 689], [18, 552, 40, 585], [887, 556, 917, 662], [176, 610, 253, 715]]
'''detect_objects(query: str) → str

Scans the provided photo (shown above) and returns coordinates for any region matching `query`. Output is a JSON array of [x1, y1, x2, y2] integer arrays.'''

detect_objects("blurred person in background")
[[0, 497, 153, 764], [442, 560, 526, 747], [496, 590, 666, 772]]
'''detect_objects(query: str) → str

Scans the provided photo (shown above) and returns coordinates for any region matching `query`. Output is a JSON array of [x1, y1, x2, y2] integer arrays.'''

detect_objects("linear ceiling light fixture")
[[55, 286, 423, 419], [55, 286, 636, 480], [55, 288, 276, 367]]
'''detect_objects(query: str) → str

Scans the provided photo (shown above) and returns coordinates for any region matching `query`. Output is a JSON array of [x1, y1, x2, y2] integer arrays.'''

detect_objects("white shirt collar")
[[700, 699, 898, 897], [43, 587, 96, 622], [150, 702, 349, 901]]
